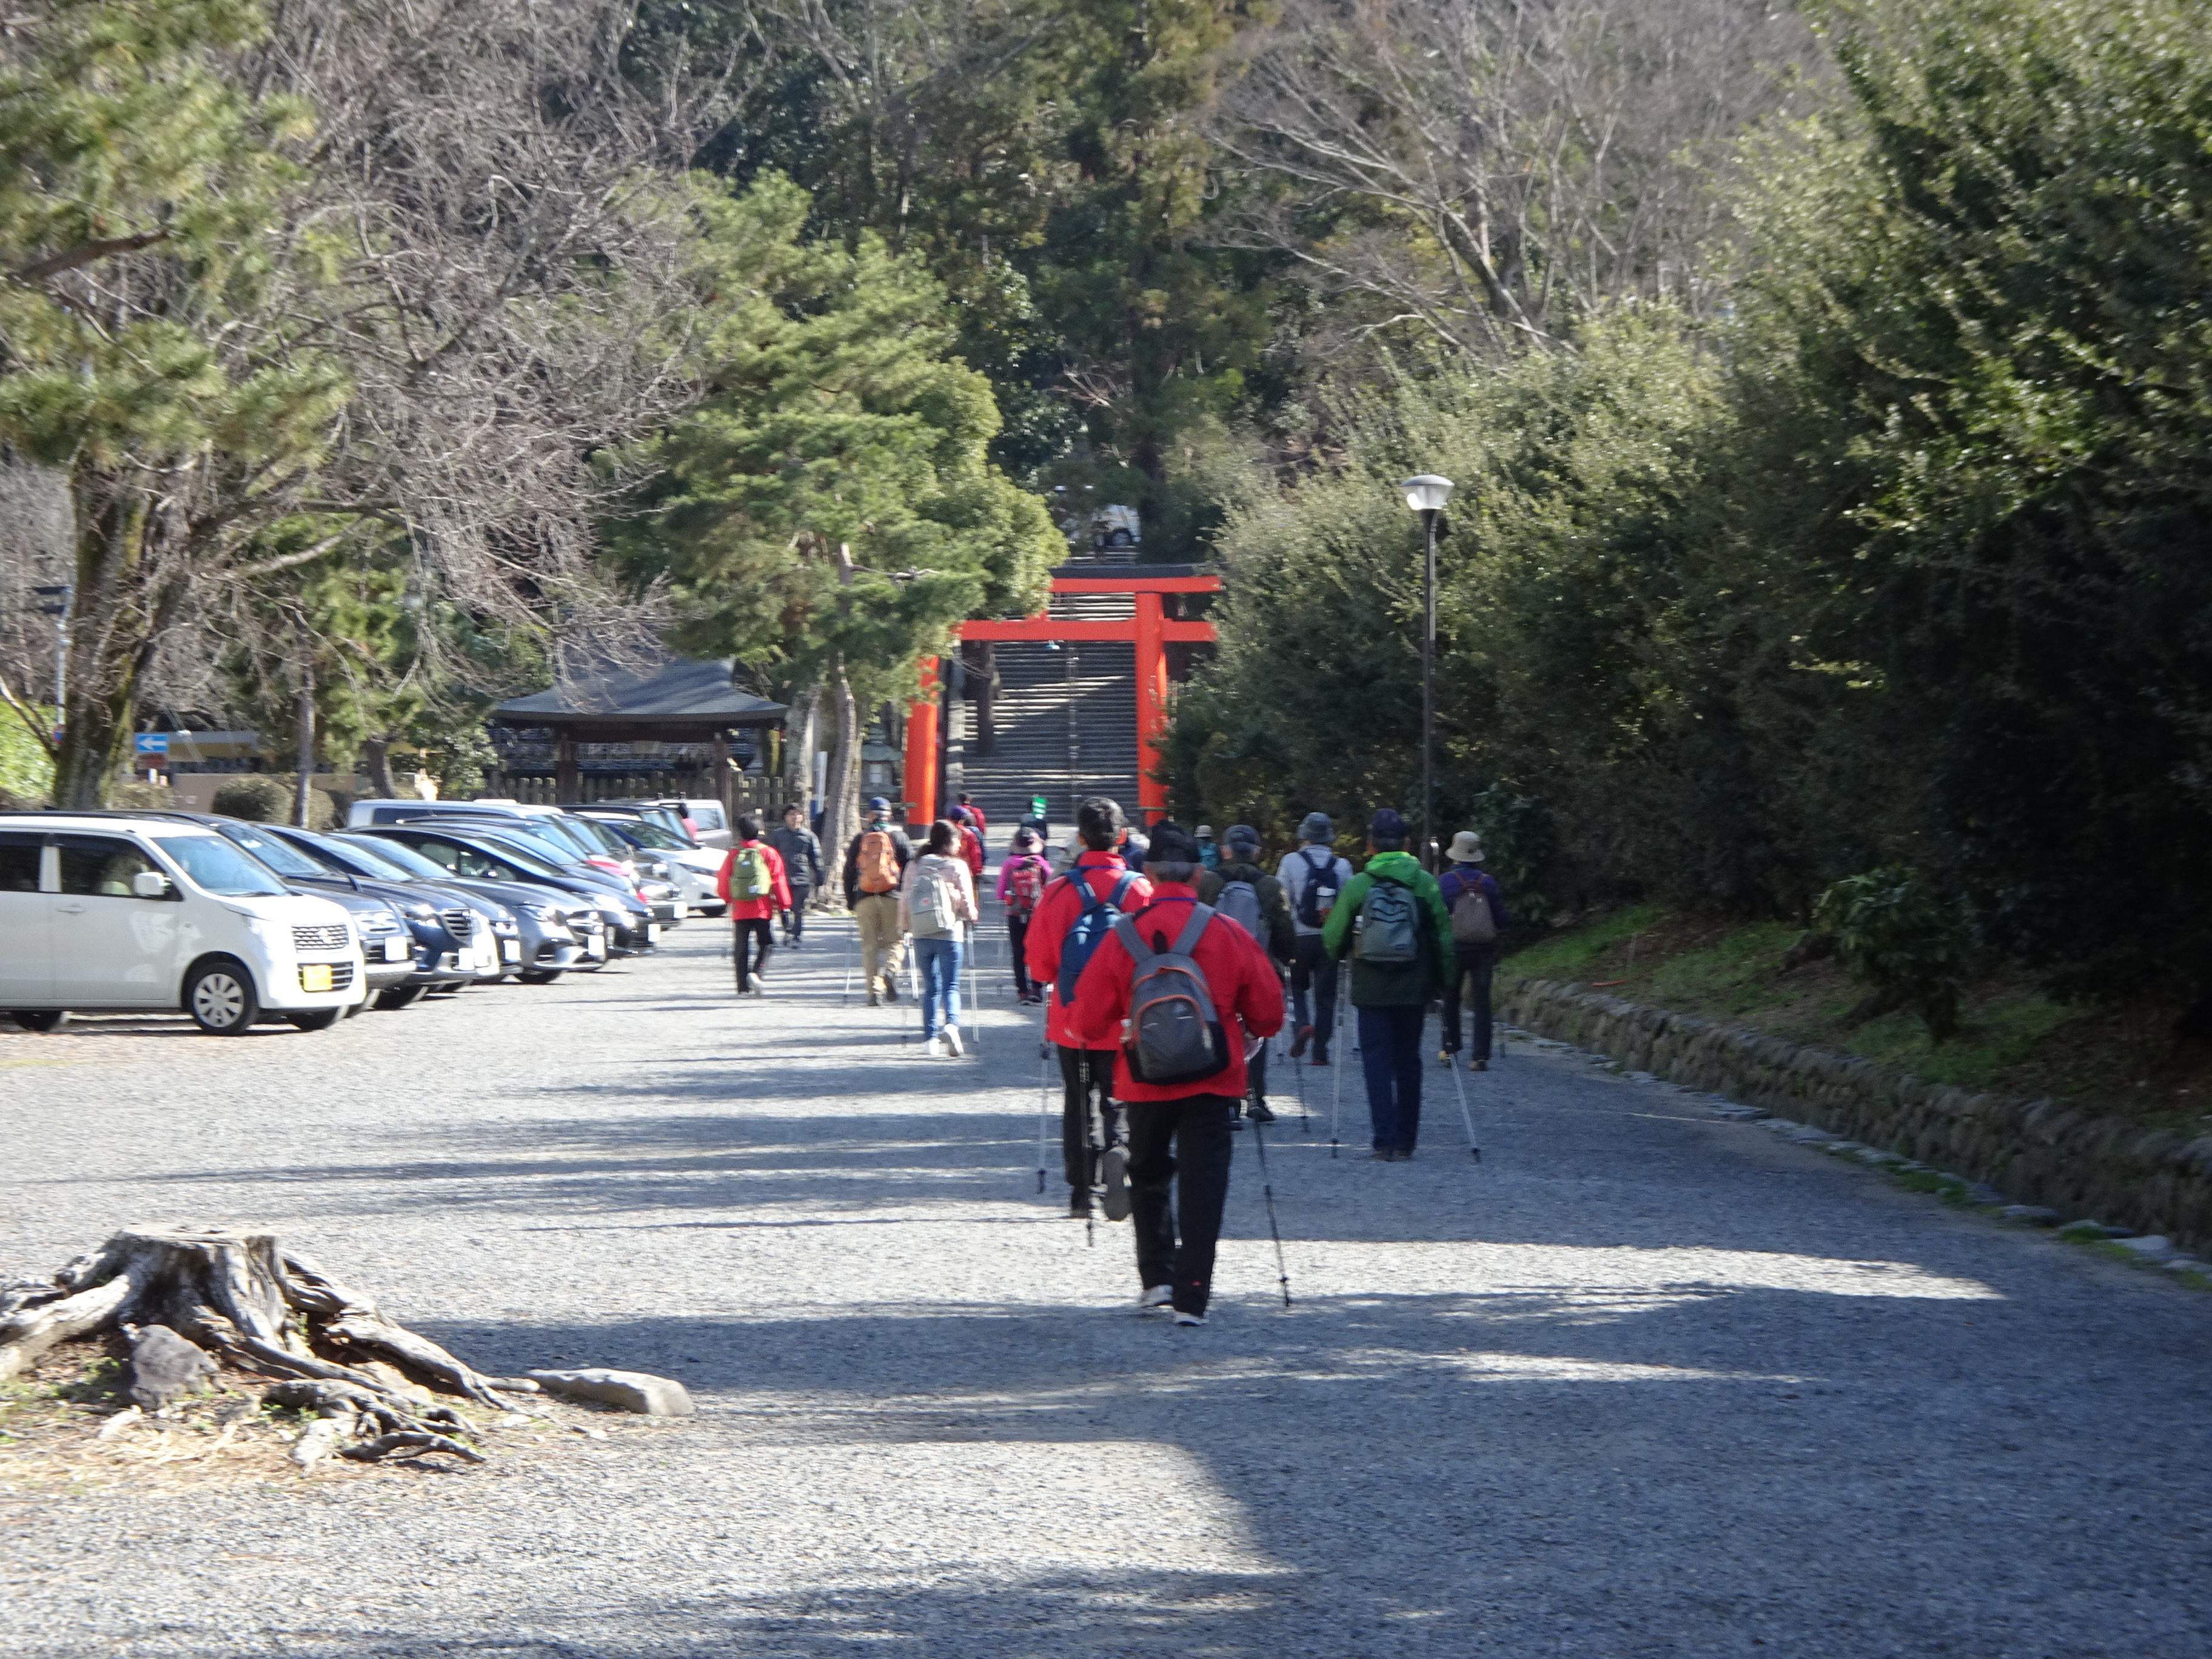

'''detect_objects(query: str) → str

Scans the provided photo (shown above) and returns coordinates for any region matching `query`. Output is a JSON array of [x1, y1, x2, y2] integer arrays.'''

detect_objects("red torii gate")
[[902, 568, 1221, 828]]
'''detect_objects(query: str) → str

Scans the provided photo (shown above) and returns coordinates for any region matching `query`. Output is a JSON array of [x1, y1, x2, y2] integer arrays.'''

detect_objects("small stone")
[[1625, 1071, 1658, 1084], [2115, 1235, 2179, 1262], [1760, 1118, 1806, 1135], [1710, 1104, 1768, 1121], [526, 1367, 695, 1416], [127, 1324, 216, 1409], [2160, 1257, 2206, 1276], [1999, 1205, 2061, 1226], [1786, 1125, 1834, 1145]]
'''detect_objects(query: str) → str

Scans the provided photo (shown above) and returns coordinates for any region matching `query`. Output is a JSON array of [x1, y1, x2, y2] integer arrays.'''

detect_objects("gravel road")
[[3, 911, 2208, 1657]]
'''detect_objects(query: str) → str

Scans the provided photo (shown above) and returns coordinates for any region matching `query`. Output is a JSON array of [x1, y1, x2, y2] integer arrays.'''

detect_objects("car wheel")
[[517, 968, 563, 985], [286, 1009, 343, 1032], [1107, 528, 1134, 547], [374, 985, 425, 1011], [8, 1010, 67, 1033], [185, 960, 260, 1036]]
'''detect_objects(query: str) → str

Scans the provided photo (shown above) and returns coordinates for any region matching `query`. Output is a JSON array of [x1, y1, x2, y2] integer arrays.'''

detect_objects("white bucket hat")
[[1447, 830, 1485, 863]]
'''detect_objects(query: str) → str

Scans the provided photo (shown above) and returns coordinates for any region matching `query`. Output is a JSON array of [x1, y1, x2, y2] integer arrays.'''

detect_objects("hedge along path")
[[0, 1229, 522, 1467], [1500, 977, 2212, 1253]]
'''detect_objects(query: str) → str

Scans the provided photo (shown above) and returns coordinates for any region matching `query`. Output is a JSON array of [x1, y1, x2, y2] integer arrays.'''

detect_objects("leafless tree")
[[1210, 0, 1826, 361]]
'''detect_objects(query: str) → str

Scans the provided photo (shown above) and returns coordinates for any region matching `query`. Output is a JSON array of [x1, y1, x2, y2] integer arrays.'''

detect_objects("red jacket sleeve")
[[715, 848, 735, 905], [1068, 928, 1132, 1049]]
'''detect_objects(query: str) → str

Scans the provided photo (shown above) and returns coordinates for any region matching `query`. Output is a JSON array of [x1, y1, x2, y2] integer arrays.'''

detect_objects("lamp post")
[[1399, 475, 1455, 869]]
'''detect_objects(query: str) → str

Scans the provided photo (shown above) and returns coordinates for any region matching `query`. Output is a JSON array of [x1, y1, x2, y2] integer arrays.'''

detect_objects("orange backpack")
[[856, 829, 899, 894]]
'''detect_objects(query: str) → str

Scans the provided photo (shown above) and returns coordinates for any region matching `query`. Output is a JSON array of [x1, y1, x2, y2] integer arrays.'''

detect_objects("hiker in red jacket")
[[716, 813, 792, 996], [1070, 821, 1284, 1325], [1025, 796, 1153, 1217], [949, 805, 987, 885]]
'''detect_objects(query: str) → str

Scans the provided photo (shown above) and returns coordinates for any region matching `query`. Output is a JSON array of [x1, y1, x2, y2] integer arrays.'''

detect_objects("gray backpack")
[[1213, 879, 1266, 947], [1451, 880, 1499, 945], [1113, 905, 1232, 1085], [1356, 877, 1421, 965]]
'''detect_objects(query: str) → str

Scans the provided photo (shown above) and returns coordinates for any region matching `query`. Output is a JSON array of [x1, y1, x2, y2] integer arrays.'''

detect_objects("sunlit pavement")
[[3, 917, 2208, 1657]]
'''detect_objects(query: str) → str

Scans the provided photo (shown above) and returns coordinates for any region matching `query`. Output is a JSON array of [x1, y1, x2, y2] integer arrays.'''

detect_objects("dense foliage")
[[1166, 0, 2212, 1026]]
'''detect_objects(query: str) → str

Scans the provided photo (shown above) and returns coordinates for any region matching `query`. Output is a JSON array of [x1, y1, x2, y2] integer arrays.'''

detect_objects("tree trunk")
[[783, 680, 818, 811], [363, 736, 397, 798], [0, 1230, 518, 1465], [821, 660, 861, 902], [51, 475, 184, 810], [293, 618, 317, 828]]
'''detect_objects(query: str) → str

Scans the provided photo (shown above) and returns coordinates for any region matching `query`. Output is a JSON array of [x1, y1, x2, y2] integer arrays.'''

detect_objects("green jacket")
[[1197, 861, 1295, 964], [1321, 851, 1453, 1007]]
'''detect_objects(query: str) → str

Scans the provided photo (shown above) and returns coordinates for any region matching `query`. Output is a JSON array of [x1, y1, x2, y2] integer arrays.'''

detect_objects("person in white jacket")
[[899, 819, 980, 1056], [1276, 812, 1353, 1065]]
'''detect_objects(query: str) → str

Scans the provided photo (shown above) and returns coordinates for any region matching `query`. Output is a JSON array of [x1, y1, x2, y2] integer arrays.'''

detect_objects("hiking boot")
[[1171, 1310, 1206, 1327], [1247, 1099, 1276, 1124], [1099, 1145, 1131, 1222], [942, 1025, 964, 1057], [883, 979, 899, 1004], [1068, 1189, 1092, 1219], [1367, 1148, 1396, 1161], [866, 991, 880, 1007], [1470, 1057, 1489, 1072], [1138, 1285, 1173, 1313], [1290, 1024, 1313, 1059], [1438, 1047, 1455, 1065], [1309, 1053, 1330, 1068]]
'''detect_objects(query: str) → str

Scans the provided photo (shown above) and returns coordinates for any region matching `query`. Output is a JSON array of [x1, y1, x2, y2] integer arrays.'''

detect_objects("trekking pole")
[[1035, 1046, 1050, 1195], [1249, 1117, 1293, 1307], [1329, 996, 1344, 1158], [839, 919, 854, 1005], [1447, 1037, 1481, 1163]]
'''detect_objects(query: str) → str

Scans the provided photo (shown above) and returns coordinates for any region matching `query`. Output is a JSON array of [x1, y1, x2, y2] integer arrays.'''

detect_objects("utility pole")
[[293, 612, 316, 828]]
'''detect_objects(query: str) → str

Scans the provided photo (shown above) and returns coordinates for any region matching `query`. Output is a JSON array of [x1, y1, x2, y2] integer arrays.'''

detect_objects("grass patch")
[[1506, 904, 2212, 1133]]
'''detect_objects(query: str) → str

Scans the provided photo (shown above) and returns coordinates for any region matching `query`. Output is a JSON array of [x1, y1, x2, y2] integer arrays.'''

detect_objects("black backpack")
[[1293, 846, 1340, 929]]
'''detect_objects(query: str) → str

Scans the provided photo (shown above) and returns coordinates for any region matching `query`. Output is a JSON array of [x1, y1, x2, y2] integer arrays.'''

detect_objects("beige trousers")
[[854, 892, 907, 994]]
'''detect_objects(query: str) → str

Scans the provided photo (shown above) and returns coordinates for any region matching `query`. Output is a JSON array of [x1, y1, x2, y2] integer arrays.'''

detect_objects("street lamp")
[[1399, 474, 1454, 868]]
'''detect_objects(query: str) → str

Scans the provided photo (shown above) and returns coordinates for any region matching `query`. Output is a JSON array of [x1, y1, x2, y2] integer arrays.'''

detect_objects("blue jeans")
[[1358, 1004, 1427, 1152], [914, 934, 962, 1038]]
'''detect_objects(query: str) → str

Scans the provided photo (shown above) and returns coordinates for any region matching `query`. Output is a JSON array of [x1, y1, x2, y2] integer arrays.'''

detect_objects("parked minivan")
[[0, 814, 366, 1035]]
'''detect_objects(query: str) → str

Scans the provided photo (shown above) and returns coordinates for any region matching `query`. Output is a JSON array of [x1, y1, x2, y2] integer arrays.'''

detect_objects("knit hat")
[[1298, 811, 1333, 843], [1447, 830, 1485, 863], [1147, 822, 1200, 865], [1369, 807, 1408, 845], [1224, 823, 1261, 854]]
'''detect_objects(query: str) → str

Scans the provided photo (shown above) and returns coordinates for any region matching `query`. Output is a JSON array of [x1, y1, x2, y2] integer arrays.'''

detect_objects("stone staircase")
[[955, 586, 1139, 837]]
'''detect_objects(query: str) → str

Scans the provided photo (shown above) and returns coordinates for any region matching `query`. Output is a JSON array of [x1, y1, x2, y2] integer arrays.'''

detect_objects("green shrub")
[[1814, 866, 1968, 1042], [210, 774, 341, 827]]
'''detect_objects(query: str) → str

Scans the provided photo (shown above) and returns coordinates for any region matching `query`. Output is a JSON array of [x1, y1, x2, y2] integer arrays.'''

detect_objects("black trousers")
[[1441, 943, 1497, 1059], [1125, 1094, 1238, 1315], [1058, 1045, 1122, 1193], [1007, 913, 1034, 997], [782, 885, 811, 943], [734, 919, 774, 990], [1290, 934, 1339, 1060]]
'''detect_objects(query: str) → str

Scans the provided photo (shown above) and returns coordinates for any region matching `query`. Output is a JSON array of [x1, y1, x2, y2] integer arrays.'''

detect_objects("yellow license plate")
[[299, 964, 334, 993]]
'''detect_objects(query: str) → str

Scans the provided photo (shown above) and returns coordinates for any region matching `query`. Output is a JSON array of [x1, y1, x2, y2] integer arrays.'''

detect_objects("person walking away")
[[842, 796, 913, 1005], [997, 827, 1053, 1003], [1322, 809, 1452, 1159], [1277, 813, 1352, 1066], [1026, 795, 1153, 1218], [901, 820, 979, 1056], [1071, 822, 1284, 1325], [767, 803, 825, 948], [950, 806, 987, 887], [1197, 825, 1294, 1123], [957, 792, 990, 839], [1195, 826, 1219, 873], [1438, 830, 1508, 1070], [717, 814, 793, 995], [1119, 823, 1150, 874]]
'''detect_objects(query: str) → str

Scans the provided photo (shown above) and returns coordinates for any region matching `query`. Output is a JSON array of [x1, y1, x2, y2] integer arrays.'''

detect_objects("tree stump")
[[0, 1230, 516, 1464]]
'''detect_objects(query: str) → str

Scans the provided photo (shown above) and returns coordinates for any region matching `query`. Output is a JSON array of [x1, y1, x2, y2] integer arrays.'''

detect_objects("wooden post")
[[554, 732, 579, 805], [904, 657, 940, 830], [1134, 591, 1170, 826]]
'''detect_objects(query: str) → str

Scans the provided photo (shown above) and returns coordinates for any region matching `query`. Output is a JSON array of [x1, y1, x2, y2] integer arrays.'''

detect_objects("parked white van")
[[0, 816, 366, 1035]]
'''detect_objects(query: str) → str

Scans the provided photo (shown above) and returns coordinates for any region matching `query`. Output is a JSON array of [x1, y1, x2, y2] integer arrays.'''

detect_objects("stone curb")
[[1499, 976, 2212, 1255]]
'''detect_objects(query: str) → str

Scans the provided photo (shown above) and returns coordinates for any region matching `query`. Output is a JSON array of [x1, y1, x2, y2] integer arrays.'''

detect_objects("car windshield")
[[215, 823, 327, 877], [602, 819, 684, 851], [565, 816, 633, 856], [531, 817, 606, 859], [152, 834, 289, 897], [330, 834, 443, 882], [466, 836, 570, 880]]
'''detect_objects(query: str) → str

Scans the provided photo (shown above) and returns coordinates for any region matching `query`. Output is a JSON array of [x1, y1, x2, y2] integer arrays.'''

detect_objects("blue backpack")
[[1056, 871, 1139, 1007]]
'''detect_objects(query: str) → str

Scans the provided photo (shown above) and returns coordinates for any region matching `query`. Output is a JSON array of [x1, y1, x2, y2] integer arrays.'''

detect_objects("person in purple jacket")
[[1438, 830, 1509, 1071]]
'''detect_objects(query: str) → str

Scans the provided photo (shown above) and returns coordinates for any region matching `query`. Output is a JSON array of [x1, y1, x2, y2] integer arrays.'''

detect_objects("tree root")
[[1, 1230, 517, 1472]]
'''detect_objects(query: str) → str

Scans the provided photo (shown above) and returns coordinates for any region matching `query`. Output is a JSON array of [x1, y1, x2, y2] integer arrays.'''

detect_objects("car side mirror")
[[132, 870, 171, 899]]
